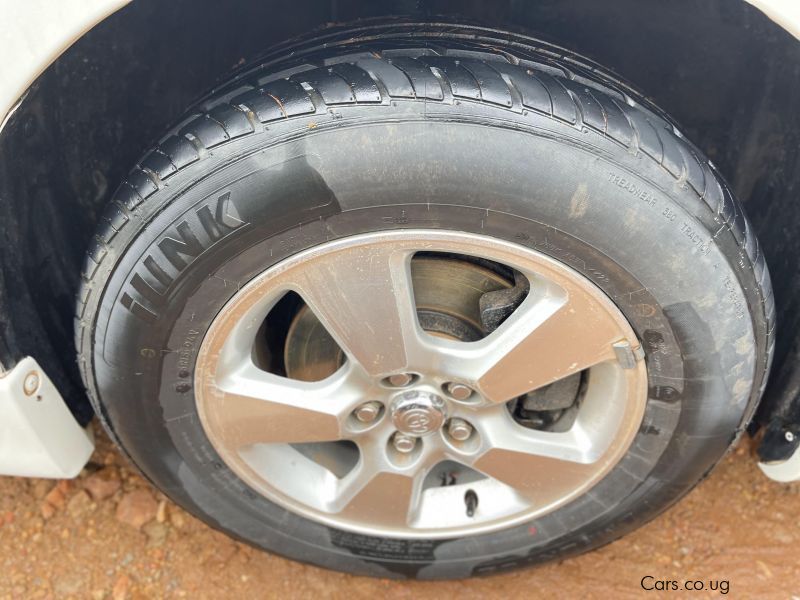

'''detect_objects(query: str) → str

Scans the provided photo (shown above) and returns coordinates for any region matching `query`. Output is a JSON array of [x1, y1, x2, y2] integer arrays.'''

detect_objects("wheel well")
[[0, 0, 797, 427]]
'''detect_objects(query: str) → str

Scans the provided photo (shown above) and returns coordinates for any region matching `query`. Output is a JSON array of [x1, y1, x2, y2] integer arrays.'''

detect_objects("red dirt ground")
[[1, 426, 798, 599]]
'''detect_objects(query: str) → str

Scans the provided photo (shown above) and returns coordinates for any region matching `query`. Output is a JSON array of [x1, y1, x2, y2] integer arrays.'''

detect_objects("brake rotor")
[[284, 256, 513, 381]]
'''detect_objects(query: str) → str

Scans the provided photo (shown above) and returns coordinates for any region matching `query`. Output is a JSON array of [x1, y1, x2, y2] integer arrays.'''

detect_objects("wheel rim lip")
[[194, 229, 648, 539]]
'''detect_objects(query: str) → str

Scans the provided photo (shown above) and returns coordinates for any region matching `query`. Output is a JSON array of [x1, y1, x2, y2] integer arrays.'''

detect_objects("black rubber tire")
[[76, 25, 774, 579]]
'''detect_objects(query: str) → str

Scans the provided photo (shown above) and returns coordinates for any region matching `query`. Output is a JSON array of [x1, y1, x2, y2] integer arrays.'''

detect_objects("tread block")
[[657, 126, 686, 180], [718, 188, 736, 225], [330, 63, 382, 102], [675, 141, 706, 196], [626, 110, 664, 163], [730, 201, 748, 246], [354, 58, 415, 98], [418, 57, 481, 100], [115, 183, 143, 211], [82, 254, 100, 280], [292, 67, 356, 104], [701, 168, 725, 216], [261, 79, 316, 116], [159, 135, 200, 169], [179, 115, 229, 149], [208, 104, 254, 138], [77, 287, 91, 318], [126, 169, 158, 199], [87, 236, 107, 265], [231, 89, 284, 122], [744, 220, 757, 259], [531, 71, 578, 124], [460, 60, 513, 107], [492, 64, 552, 115], [561, 80, 606, 132], [140, 150, 177, 180], [101, 202, 128, 237], [387, 57, 444, 100], [597, 96, 634, 147]]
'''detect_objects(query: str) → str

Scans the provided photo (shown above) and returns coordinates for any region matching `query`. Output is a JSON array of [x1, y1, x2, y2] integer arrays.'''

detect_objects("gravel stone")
[[116, 489, 157, 529]]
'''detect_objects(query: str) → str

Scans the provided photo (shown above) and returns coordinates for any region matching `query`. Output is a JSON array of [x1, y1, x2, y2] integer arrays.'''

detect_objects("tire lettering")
[[120, 191, 247, 322], [158, 221, 204, 271], [607, 172, 657, 207], [198, 191, 245, 241]]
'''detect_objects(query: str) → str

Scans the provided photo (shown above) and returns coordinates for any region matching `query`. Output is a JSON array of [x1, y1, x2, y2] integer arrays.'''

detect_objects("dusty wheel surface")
[[76, 26, 773, 578]]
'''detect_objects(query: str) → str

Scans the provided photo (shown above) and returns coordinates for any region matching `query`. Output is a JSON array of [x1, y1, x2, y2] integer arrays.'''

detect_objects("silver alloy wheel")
[[194, 230, 648, 538]]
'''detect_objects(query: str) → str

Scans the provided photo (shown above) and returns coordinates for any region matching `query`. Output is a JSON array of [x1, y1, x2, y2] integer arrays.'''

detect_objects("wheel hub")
[[390, 390, 447, 436]]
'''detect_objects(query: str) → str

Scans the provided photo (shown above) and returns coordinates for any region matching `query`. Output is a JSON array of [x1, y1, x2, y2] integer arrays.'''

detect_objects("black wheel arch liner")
[[0, 0, 798, 457]]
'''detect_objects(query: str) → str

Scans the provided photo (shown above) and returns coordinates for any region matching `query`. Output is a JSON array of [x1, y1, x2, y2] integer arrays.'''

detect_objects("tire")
[[76, 25, 773, 579]]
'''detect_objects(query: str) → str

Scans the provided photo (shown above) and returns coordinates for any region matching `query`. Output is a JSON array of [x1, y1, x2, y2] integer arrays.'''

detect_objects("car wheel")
[[76, 27, 773, 579]]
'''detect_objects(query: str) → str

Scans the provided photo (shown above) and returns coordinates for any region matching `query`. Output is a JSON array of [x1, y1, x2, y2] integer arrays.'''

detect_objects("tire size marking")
[[329, 530, 438, 561], [178, 329, 201, 372], [724, 277, 747, 320]]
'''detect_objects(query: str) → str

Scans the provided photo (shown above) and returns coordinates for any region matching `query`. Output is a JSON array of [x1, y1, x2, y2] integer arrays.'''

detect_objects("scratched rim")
[[194, 230, 648, 538]]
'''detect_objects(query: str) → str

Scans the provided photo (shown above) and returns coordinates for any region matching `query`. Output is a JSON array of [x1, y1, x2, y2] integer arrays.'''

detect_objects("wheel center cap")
[[390, 390, 447, 436]]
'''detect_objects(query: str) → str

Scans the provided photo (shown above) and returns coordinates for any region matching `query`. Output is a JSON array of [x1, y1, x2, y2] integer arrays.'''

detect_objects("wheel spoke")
[[470, 409, 603, 502], [473, 446, 596, 504], [285, 244, 424, 377], [332, 459, 425, 529], [201, 360, 359, 447], [473, 282, 624, 404]]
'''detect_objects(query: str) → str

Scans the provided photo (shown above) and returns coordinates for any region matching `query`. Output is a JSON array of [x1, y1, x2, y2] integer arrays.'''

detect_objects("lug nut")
[[445, 382, 473, 401], [387, 373, 414, 387], [448, 418, 473, 442], [354, 401, 382, 423], [392, 432, 418, 454]]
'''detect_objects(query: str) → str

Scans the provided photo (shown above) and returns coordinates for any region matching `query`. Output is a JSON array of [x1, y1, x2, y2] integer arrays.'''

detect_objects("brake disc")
[[284, 256, 513, 381]]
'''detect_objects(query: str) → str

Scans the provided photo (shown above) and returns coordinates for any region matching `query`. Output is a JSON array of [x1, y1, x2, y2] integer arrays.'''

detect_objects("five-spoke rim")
[[194, 230, 647, 538]]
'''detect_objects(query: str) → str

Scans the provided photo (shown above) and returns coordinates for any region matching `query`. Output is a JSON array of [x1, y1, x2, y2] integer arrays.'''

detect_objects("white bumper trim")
[[758, 441, 800, 483], [0, 357, 94, 478]]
